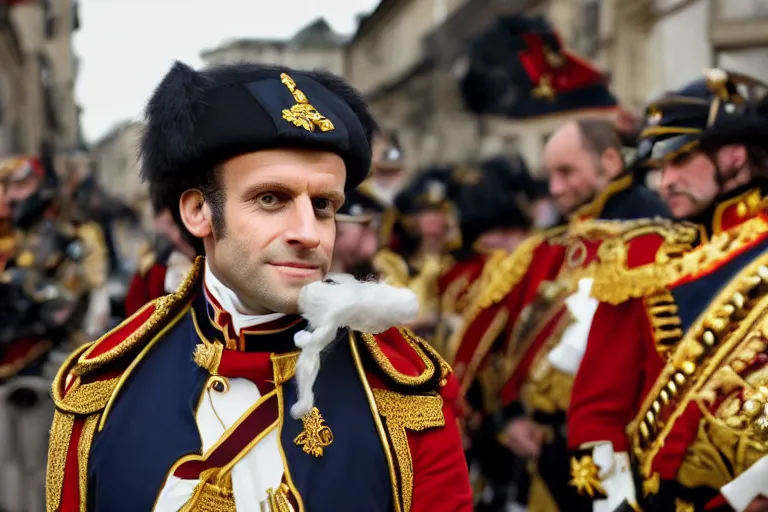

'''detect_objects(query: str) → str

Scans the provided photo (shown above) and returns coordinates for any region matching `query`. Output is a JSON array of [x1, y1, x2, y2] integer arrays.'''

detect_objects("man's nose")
[[284, 196, 321, 249]]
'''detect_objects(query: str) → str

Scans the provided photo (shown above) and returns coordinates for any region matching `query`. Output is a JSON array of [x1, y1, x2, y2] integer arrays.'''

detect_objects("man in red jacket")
[[46, 61, 472, 512], [124, 191, 196, 316]]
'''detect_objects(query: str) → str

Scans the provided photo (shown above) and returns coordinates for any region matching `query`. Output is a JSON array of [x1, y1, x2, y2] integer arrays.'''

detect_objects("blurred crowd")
[[2, 11, 768, 512]]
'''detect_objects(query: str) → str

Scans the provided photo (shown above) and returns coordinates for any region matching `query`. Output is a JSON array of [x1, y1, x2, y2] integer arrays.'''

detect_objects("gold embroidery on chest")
[[629, 253, 768, 479], [644, 291, 684, 359], [373, 389, 445, 512], [293, 407, 333, 457]]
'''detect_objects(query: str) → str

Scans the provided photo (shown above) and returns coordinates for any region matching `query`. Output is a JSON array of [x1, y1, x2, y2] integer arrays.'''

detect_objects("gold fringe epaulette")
[[574, 218, 703, 304], [137, 242, 158, 278], [464, 232, 546, 322], [46, 258, 202, 512], [358, 327, 451, 393]]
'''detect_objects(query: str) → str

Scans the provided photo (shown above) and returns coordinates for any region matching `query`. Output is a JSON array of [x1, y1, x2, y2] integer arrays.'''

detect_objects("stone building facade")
[[345, 0, 768, 173], [0, 0, 83, 158], [200, 17, 347, 75], [89, 121, 149, 225]]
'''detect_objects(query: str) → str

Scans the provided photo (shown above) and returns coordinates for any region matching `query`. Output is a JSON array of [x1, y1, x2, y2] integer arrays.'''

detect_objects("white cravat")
[[204, 260, 285, 333], [155, 261, 290, 512]]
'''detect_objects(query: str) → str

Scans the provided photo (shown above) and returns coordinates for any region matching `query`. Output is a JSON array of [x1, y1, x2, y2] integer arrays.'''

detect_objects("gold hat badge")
[[280, 73, 335, 133]]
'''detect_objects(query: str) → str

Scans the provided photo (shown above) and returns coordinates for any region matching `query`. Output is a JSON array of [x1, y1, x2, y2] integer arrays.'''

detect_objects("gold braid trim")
[[373, 389, 445, 512], [373, 248, 410, 288], [360, 328, 450, 388], [45, 258, 203, 512], [71, 256, 201, 376], [180, 468, 236, 512], [46, 411, 75, 512], [459, 308, 509, 395], [465, 234, 544, 323], [589, 216, 765, 305], [77, 415, 100, 512], [629, 251, 768, 478]]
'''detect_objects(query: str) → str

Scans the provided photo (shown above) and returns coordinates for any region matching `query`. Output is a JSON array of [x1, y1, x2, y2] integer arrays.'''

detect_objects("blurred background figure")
[[0, 0, 765, 510], [124, 188, 196, 317], [331, 188, 380, 278]]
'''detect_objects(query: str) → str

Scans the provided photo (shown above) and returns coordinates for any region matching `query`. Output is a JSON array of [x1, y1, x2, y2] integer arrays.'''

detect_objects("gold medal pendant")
[[293, 407, 333, 457]]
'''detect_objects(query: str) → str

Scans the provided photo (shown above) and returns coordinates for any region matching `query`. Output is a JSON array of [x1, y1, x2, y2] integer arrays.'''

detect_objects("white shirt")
[[154, 262, 290, 511]]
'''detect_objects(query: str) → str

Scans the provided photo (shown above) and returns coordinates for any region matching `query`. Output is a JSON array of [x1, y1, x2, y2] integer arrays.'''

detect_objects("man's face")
[[476, 227, 529, 252], [417, 210, 448, 240], [334, 221, 378, 269], [204, 149, 345, 315], [544, 124, 610, 215], [659, 151, 719, 219], [334, 222, 365, 267]]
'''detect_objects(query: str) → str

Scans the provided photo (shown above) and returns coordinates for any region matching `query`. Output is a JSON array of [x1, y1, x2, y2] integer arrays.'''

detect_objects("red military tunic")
[[568, 187, 768, 511], [46, 258, 473, 512]]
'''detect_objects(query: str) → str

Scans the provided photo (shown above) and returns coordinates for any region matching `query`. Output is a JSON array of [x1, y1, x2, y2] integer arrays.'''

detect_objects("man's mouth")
[[269, 262, 321, 278]]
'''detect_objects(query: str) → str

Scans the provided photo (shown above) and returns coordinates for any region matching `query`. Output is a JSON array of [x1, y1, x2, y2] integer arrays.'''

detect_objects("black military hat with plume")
[[452, 155, 535, 253], [139, 61, 378, 230], [638, 69, 768, 167]]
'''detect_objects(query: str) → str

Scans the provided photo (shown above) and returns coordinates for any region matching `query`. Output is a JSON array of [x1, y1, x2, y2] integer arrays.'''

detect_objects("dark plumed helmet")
[[393, 166, 459, 215], [335, 188, 382, 223], [638, 68, 768, 167], [459, 14, 616, 119], [453, 156, 535, 248], [140, 61, 378, 214]]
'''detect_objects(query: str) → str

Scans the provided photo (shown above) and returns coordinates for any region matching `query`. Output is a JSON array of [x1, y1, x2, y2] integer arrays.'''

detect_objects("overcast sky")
[[73, 0, 380, 143]]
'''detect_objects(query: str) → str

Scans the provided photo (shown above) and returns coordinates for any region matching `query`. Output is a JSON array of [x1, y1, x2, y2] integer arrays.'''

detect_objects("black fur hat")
[[394, 166, 459, 215], [454, 157, 534, 249], [140, 61, 378, 212]]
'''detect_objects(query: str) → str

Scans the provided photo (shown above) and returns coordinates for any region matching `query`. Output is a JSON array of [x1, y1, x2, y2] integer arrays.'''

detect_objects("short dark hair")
[[576, 118, 623, 158]]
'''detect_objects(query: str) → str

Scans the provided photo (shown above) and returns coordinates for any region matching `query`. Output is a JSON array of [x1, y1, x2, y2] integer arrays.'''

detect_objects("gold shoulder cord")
[[628, 252, 768, 480], [45, 259, 202, 512]]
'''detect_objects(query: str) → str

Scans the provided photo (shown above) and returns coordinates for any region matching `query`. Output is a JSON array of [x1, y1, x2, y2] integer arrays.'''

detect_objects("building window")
[[43, 0, 56, 39], [715, 0, 768, 21], [580, 0, 601, 57]]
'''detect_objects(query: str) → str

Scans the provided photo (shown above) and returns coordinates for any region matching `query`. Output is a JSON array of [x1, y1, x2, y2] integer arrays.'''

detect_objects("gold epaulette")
[[76, 221, 109, 288], [373, 248, 410, 288], [357, 327, 451, 394], [46, 258, 202, 512], [466, 232, 546, 320], [138, 245, 158, 278], [581, 218, 701, 304]]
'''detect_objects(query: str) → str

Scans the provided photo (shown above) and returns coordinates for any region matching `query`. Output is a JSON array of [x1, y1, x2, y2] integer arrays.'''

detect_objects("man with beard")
[[449, 118, 669, 512], [45, 61, 472, 512], [568, 69, 768, 512], [330, 189, 379, 278]]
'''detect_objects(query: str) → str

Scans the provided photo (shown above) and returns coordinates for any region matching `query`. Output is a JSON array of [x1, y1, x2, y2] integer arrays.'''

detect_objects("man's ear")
[[600, 147, 624, 178], [179, 189, 212, 239]]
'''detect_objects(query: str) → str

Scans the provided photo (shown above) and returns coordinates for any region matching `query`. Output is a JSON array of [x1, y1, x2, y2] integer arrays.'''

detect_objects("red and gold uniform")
[[569, 188, 768, 511], [124, 241, 193, 317], [568, 69, 768, 512], [46, 258, 473, 512]]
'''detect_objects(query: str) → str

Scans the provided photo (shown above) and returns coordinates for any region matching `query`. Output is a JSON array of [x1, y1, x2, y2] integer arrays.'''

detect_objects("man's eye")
[[313, 198, 332, 211], [256, 193, 280, 207]]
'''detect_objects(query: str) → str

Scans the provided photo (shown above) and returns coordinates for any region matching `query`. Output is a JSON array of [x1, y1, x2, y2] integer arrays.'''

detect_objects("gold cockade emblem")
[[279, 73, 335, 133], [569, 455, 605, 497], [293, 407, 334, 457]]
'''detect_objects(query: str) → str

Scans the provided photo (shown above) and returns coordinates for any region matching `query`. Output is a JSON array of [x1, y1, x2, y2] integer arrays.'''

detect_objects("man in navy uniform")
[[46, 62, 472, 511]]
